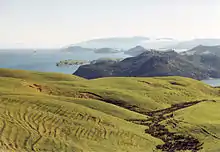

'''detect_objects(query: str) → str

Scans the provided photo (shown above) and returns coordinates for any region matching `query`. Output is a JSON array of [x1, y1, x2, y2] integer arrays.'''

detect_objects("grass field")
[[0, 68, 220, 152]]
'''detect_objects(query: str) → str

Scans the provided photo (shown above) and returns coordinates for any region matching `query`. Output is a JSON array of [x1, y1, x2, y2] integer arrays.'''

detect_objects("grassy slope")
[[0, 68, 220, 151], [172, 101, 220, 152]]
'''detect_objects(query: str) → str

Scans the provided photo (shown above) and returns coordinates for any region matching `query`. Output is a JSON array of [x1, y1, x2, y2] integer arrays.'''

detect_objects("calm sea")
[[0, 50, 130, 74], [1, 50, 220, 86]]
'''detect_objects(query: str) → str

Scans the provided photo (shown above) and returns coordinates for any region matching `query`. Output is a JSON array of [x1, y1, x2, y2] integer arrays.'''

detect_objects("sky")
[[0, 0, 220, 48]]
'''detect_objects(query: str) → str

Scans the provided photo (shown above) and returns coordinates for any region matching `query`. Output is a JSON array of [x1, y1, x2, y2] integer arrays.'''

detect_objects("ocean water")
[[1, 50, 220, 86], [202, 79, 220, 87], [0, 50, 130, 74]]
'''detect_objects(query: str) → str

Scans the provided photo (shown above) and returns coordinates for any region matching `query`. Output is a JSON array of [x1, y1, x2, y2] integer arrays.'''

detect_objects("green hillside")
[[0, 68, 220, 152]]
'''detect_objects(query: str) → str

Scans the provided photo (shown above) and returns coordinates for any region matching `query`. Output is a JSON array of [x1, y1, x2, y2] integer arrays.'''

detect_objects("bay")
[[0, 50, 130, 74]]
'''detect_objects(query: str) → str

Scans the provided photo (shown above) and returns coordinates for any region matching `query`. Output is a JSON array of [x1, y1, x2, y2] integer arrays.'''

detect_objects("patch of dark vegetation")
[[138, 80, 151, 85], [128, 100, 216, 152], [200, 127, 220, 140], [146, 99, 216, 117], [28, 84, 43, 92], [27, 83, 53, 94], [169, 81, 186, 86], [79, 92, 216, 151], [144, 115, 203, 152], [80, 92, 148, 114], [78, 92, 103, 100]]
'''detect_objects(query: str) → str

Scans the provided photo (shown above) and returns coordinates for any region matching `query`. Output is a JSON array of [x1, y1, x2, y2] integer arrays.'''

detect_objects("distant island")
[[56, 59, 89, 67], [62, 46, 94, 52], [62, 46, 120, 54], [56, 58, 123, 67], [124, 46, 149, 56], [94, 48, 120, 54], [90, 57, 123, 64]]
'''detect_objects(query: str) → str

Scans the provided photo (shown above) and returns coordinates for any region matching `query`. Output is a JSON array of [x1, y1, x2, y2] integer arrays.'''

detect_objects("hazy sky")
[[1, 0, 220, 48]]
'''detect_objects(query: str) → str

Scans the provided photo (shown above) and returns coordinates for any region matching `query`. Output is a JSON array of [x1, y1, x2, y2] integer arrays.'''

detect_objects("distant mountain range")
[[181, 45, 220, 56], [172, 39, 220, 50], [69, 36, 178, 50], [2, 37, 220, 51], [74, 45, 220, 80], [72, 37, 149, 49], [62, 46, 120, 54], [68, 37, 220, 51], [61, 37, 220, 57]]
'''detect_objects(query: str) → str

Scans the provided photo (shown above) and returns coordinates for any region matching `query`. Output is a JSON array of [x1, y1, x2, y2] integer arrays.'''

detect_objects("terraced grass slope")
[[0, 68, 220, 152]]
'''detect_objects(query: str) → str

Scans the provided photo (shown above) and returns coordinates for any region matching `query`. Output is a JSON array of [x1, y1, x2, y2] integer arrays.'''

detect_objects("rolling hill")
[[0, 68, 220, 151]]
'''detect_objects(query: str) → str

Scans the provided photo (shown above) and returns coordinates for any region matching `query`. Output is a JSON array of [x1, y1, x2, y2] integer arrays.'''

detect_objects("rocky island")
[[56, 58, 123, 67], [74, 47, 220, 80], [56, 59, 89, 66]]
